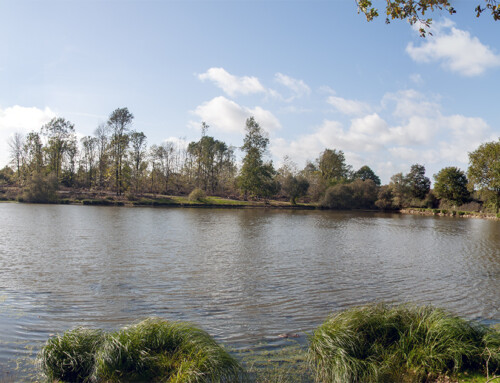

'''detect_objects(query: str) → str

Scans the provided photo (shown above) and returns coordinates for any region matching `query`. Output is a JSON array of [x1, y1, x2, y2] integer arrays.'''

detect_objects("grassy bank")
[[0, 186, 315, 209]]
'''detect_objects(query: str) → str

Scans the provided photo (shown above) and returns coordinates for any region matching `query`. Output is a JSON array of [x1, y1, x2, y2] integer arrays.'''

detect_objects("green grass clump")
[[308, 304, 500, 383], [38, 327, 106, 383], [39, 318, 242, 383], [94, 318, 242, 382], [188, 188, 207, 202]]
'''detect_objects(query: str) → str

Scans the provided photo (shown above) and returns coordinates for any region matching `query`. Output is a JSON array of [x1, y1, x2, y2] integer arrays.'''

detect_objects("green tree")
[[150, 142, 176, 194], [468, 139, 500, 212], [129, 131, 148, 194], [350, 179, 378, 208], [375, 185, 396, 210], [356, 1, 498, 37], [317, 149, 351, 184], [41, 117, 76, 182], [0, 166, 14, 185], [353, 165, 381, 186], [24, 131, 44, 177], [389, 172, 410, 207], [108, 107, 133, 195], [320, 184, 353, 209], [433, 166, 470, 205], [406, 164, 431, 199], [187, 129, 235, 194], [282, 175, 309, 205], [238, 117, 277, 200]]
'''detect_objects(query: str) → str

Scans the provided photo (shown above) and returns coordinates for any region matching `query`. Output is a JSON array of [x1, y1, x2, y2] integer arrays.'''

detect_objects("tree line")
[[1, 107, 499, 212]]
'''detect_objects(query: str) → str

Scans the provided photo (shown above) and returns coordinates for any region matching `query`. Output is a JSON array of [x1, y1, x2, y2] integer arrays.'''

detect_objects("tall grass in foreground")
[[38, 328, 105, 382], [308, 304, 500, 383], [38, 318, 242, 383]]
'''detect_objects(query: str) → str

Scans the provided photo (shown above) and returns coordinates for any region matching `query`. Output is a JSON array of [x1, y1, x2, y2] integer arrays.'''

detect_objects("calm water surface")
[[0, 203, 499, 379]]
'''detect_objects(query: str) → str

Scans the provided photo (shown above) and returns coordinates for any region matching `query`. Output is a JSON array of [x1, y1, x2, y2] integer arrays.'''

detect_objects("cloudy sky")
[[1, 1, 499, 183]]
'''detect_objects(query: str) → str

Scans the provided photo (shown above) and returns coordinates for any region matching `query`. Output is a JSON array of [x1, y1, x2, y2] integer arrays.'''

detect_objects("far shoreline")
[[1, 186, 499, 220]]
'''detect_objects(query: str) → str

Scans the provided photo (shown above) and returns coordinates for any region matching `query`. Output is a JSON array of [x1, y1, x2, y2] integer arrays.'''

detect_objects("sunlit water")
[[0, 203, 499, 380]]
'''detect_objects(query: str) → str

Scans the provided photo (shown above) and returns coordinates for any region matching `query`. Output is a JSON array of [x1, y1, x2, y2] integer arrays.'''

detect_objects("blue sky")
[[1, 0, 499, 183]]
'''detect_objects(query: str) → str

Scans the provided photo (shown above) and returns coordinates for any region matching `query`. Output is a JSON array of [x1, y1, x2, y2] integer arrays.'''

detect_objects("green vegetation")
[[39, 327, 105, 383], [3, 106, 500, 216], [468, 139, 500, 213], [39, 318, 242, 383], [433, 167, 470, 205], [189, 187, 207, 202], [37, 309, 500, 383], [237, 117, 279, 201], [308, 304, 500, 383], [239, 343, 311, 383]]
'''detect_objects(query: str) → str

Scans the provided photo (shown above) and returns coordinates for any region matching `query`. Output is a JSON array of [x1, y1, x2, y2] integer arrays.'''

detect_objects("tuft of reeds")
[[38, 318, 242, 383], [38, 327, 105, 383], [308, 304, 500, 383], [93, 318, 242, 382]]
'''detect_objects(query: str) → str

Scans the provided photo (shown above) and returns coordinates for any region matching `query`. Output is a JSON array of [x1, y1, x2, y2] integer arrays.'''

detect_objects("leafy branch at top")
[[356, 0, 498, 36]]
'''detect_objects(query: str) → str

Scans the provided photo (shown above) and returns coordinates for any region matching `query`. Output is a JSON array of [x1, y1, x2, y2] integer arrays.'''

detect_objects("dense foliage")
[[4, 107, 500, 212], [468, 139, 500, 212], [433, 166, 470, 205]]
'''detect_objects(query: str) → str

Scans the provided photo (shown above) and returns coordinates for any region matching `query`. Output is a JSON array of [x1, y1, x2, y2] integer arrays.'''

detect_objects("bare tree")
[[8, 132, 25, 183]]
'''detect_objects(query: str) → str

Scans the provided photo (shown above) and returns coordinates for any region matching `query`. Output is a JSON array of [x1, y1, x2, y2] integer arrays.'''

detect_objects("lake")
[[0, 203, 499, 380]]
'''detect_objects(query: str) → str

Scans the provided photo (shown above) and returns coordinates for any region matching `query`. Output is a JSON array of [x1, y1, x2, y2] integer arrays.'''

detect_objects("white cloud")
[[388, 147, 438, 164], [0, 105, 56, 132], [271, 115, 389, 168], [327, 95, 371, 116], [438, 115, 495, 163], [163, 136, 189, 150], [410, 73, 423, 84], [192, 96, 281, 134], [382, 89, 440, 119], [274, 73, 311, 100], [271, 88, 495, 184], [0, 105, 56, 167], [198, 67, 266, 97], [278, 105, 313, 114], [406, 19, 500, 76]]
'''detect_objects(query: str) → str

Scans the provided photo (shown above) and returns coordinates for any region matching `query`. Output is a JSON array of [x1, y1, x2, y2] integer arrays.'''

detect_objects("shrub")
[[189, 187, 206, 202], [308, 304, 500, 383], [125, 192, 138, 201], [38, 327, 106, 383], [23, 173, 58, 203], [375, 185, 395, 210], [320, 184, 353, 209]]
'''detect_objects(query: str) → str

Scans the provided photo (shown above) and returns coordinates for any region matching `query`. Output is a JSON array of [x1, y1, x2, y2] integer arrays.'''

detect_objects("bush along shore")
[[38, 305, 500, 383]]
